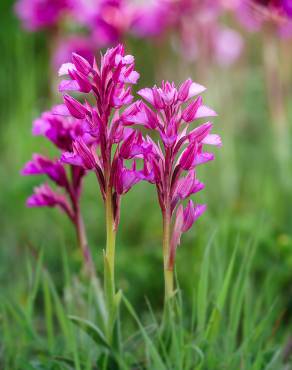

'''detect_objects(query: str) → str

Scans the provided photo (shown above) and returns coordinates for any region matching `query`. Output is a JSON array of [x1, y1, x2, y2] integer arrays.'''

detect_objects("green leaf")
[[196, 234, 215, 334], [69, 315, 109, 349], [123, 295, 167, 370], [205, 239, 239, 340]]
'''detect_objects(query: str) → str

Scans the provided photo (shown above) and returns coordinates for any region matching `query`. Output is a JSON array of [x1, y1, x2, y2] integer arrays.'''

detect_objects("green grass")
[[0, 235, 287, 369]]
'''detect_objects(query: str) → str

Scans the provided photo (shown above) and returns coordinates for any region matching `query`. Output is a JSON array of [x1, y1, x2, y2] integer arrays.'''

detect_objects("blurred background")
[[1, 0, 292, 366]]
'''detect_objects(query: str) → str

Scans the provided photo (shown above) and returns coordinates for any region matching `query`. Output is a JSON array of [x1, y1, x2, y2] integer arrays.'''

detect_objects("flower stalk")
[[163, 212, 173, 300], [104, 187, 117, 342], [74, 203, 95, 278], [58, 45, 149, 343], [124, 79, 221, 303]]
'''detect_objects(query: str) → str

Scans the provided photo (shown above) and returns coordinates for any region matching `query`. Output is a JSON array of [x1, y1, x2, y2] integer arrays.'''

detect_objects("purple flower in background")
[[282, 0, 292, 17], [123, 79, 221, 298], [22, 154, 68, 187], [15, 0, 68, 31], [23, 107, 87, 215], [32, 108, 90, 151], [22, 107, 95, 275], [52, 36, 95, 72], [70, 0, 133, 47], [169, 0, 244, 66], [130, 0, 173, 37], [214, 27, 244, 66], [235, 0, 292, 37], [26, 183, 73, 216]]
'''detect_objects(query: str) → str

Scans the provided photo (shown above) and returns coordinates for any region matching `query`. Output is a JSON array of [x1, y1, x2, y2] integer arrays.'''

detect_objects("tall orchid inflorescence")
[[21, 109, 95, 276], [23, 44, 221, 336], [58, 44, 150, 341], [123, 80, 221, 299]]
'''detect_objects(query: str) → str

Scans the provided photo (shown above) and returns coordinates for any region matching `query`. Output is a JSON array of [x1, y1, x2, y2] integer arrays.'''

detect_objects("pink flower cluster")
[[23, 44, 221, 272], [22, 110, 87, 218], [58, 44, 152, 227], [123, 79, 221, 268]]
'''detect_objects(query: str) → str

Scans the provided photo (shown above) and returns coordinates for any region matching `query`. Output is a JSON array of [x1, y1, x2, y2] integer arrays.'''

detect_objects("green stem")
[[75, 210, 95, 278], [163, 213, 174, 301], [104, 187, 116, 343]]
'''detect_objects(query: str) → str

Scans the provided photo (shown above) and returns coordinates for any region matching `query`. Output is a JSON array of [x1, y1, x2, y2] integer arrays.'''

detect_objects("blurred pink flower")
[[15, 0, 68, 31], [130, 0, 173, 37], [235, 0, 292, 37], [214, 27, 244, 66], [26, 183, 73, 213], [69, 0, 133, 47], [52, 36, 95, 71], [170, 0, 244, 66], [22, 106, 91, 221]]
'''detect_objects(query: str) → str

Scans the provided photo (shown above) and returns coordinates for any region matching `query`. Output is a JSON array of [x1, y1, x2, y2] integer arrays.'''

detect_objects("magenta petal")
[[59, 79, 80, 92], [172, 205, 184, 247], [51, 104, 70, 116], [61, 139, 97, 170], [63, 95, 88, 119], [21, 159, 42, 175], [182, 96, 203, 122], [69, 69, 92, 93], [32, 117, 50, 135], [188, 122, 213, 143], [72, 52, 92, 75], [61, 151, 83, 167], [182, 201, 206, 232], [58, 63, 76, 76], [26, 183, 73, 218], [174, 171, 205, 200], [196, 105, 217, 119], [202, 134, 222, 147], [138, 88, 154, 105], [26, 184, 60, 208], [178, 79, 193, 101], [22, 154, 68, 187], [194, 152, 214, 166], [120, 170, 141, 194], [179, 143, 197, 170], [187, 82, 206, 100], [114, 159, 142, 194]]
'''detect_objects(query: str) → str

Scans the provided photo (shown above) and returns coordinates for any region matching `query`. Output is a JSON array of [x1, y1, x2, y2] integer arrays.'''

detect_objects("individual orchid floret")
[[27, 183, 73, 216], [22, 154, 68, 188], [124, 79, 221, 299], [58, 44, 148, 342], [22, 107, 95, 276]]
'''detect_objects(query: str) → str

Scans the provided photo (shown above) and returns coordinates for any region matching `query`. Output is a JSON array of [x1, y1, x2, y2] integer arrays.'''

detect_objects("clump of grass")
[[0, 234, 286, 369]]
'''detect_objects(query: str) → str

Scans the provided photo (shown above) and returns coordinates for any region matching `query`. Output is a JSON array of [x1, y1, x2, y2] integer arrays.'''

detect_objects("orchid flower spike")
[[21, 108, 95, 276], [123, 79, 221, 299], [58, 44, 150, 342]]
